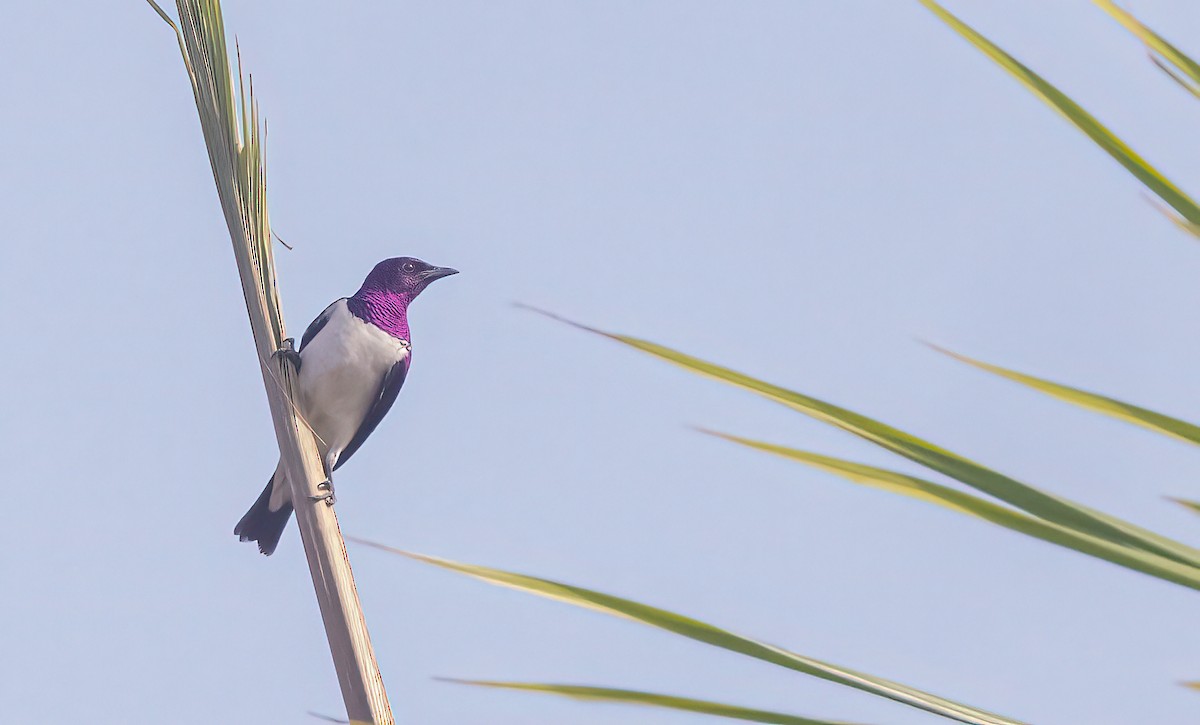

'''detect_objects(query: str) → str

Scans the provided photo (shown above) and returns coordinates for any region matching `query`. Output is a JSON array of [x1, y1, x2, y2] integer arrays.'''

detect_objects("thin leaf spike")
[[444, 680, 867, 725], [928, 345, 1200, 447], [355, 539, 1026, 725], [1092, 0, 1200, 98], [1168, 498, 1200, 517], [705, 431, 1200, 592], [917, 0, 1200, 227], [523, 307, 1200, 570]]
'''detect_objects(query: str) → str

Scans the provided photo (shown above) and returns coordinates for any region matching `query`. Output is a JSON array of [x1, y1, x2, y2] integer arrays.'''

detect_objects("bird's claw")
[[272, 337, 302, 369], [308, 480, 335, 506]]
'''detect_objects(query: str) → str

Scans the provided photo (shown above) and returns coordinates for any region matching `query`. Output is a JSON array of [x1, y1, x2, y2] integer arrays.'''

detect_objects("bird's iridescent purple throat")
[[345, 257, 458, 340]]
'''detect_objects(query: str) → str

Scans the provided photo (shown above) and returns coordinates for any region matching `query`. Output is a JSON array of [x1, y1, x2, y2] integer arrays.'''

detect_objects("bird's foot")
[[308, 480, 335, 506], [272, 338, 302, 369]]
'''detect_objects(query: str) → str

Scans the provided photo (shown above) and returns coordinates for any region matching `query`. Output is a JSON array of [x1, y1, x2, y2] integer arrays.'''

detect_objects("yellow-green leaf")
[[1093, 0, 1200, 98], [1168, 498, 1200, 517], [917, 0, 1200, 226], [524, 306, 1200, 570], [445, 680, 864, 725], [929, 345, 1200, 446], [705, 430, 1200, 592], [354, 539, 1024, 725]]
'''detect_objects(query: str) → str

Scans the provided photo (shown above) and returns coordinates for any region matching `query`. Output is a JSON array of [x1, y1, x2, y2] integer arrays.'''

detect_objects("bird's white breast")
[[296, 300, 409, 461]]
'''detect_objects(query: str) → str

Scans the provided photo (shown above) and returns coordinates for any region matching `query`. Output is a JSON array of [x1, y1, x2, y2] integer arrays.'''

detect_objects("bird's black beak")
[[420, 266, 459, 282]]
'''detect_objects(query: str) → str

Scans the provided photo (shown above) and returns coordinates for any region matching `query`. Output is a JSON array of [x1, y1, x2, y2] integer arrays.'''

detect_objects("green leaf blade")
[[537, 309, 1200, 570], [1168, 498, 1200, 517], [355, 539, 1025, 725], [918, 0, 1200, 226], [447, 681, 865, 725], [930, 346, 1200, 446], [1093, 0, 1200, 96], [706, 431, 1200, 592]]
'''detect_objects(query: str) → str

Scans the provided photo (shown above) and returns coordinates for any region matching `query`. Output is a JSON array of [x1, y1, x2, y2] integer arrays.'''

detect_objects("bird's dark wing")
[[300, 298, 344, 352], [333, 354, 411, 471]]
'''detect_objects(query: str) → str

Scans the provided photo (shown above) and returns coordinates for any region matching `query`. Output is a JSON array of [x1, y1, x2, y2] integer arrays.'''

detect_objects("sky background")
[[5, 1, 1200, 723]]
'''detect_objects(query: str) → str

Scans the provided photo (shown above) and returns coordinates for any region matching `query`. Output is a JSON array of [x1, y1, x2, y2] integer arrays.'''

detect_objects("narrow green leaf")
[[354, 539, 1024, 725], [1145, 194, 1200, 239], [446, 680, 861, 725], [144, 0, 177, 29], [1093, 3, 1200, 238], [929, 345, 1200, 446], [1149, 55, 1200, 101], [1168, 498, 1200, 517], [917, 0, 1200, 226], [522, 306, 1200, 570], [705, 431, 1200, 592], [1093, 0, 1200, 97]]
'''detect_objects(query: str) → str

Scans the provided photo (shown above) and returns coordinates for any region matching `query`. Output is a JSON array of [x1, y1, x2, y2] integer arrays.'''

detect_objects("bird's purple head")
[[358, 256, 459, 299], [348, 257, 458, 340]]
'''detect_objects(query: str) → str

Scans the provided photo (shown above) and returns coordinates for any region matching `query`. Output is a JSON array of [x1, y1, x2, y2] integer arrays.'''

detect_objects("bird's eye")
[[401, 261, 416, 272]]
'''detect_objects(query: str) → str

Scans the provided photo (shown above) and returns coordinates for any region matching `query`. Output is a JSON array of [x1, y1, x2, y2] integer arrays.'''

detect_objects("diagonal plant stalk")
[[354, 539, 1026, 725], [145, 2, 392, 722]]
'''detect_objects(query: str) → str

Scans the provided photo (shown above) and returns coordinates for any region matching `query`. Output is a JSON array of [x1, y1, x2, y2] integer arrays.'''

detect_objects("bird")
[[234, 256, 458, 555]]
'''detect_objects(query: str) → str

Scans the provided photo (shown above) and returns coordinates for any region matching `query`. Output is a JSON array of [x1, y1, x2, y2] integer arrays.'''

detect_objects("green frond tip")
[[1167, 498, 1200, 517], [703, 430, 1200, 592], [916, 0, 1200, 228], [442, 680, 866, 725], [524, 306, 1200, 570], [148, 0, 287, 348], [1093, 0, 1200, 98], [1144, 194, 1200, 241], [144, 0, 178, 30], [352, 538, 1024, 725], [927, 344, 1200, 447]]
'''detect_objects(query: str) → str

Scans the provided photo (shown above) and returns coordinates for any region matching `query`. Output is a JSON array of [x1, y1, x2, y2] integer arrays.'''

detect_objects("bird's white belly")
[[296, 301, 408, 461]]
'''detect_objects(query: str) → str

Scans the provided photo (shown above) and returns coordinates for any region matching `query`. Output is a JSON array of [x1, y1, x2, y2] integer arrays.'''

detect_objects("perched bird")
[[235, 256, 458, 555]]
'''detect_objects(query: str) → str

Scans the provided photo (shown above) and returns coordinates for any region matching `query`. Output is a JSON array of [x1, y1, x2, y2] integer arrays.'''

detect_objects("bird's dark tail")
[[234, 475, 294, 556]]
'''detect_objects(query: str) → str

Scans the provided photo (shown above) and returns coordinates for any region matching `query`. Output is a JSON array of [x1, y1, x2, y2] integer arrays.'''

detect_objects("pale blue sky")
[[5, 2, 1200, 723]]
